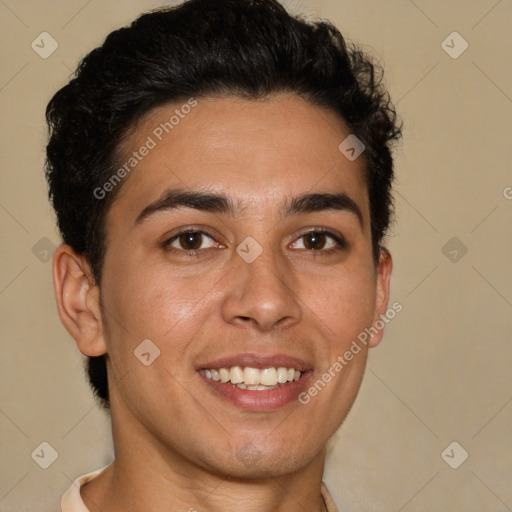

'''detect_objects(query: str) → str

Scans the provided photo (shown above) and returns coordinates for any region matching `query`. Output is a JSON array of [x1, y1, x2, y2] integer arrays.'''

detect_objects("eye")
[[290, 229, 346, 252], [164, 230, 220, 253]]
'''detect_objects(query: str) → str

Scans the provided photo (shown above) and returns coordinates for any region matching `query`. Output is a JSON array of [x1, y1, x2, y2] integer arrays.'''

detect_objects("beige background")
[[1, 0, 511, 510]]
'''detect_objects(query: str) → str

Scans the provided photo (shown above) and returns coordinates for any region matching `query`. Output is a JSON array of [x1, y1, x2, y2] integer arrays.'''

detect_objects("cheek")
[[99, 258, 223, 388], [100, 265, 201, 410], [102, 259, 203, 338], [299, 272, 374, 429], [304, 267, 377, 346]]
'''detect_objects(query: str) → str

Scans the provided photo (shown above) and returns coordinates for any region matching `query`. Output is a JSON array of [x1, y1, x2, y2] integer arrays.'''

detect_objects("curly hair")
[[45, 0, 402, 409]]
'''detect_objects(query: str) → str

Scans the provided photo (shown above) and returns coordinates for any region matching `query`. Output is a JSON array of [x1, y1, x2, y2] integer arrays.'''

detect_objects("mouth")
[[196, 354, 313, 411], [199, 365, 302, 390]]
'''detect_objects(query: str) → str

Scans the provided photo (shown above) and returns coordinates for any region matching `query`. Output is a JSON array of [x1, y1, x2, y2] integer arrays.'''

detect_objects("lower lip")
[[198, 371, 313, 412]]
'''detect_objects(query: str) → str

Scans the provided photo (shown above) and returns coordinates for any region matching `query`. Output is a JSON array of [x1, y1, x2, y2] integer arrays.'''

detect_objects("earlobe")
[[368, 247, 393, 348], [52, 244, 107, 357]]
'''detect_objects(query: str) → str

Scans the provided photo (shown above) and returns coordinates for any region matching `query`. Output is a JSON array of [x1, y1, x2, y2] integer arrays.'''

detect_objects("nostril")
[[233, 316, 252, 323], [233, 316, 256, 328]]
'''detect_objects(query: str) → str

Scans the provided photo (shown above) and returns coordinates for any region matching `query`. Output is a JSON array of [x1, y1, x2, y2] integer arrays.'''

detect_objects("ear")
[[52, 244, 107, 357], [368, 247, 393, 348]]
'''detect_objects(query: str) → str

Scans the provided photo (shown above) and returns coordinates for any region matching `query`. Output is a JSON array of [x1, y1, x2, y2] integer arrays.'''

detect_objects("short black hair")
[[45, 0, 401, 409]]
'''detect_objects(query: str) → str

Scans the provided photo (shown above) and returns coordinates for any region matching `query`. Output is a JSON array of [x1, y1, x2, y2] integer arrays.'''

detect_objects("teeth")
[[260, 367, 278, 386], [201, 366, 303, 388], [230, 366, 244, 384], [243, 367, 260, 385], [246, 384, 279, 391], [219, 368, 230, 383], [277, 367, 288, 383]]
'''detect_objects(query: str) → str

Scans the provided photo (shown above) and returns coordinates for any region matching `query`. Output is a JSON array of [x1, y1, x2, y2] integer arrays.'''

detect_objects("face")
[[90, 94, 391, 477]]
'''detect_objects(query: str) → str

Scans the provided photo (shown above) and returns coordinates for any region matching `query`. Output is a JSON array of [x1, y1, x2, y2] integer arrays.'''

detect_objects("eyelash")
[[162, 227, 347, 256]]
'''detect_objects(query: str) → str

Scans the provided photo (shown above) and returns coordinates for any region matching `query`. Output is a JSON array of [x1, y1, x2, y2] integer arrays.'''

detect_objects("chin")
[[201, 441, 320, 480]]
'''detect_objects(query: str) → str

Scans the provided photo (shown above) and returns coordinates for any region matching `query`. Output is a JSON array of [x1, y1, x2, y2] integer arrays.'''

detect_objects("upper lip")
[[197, 353, 313, 372]]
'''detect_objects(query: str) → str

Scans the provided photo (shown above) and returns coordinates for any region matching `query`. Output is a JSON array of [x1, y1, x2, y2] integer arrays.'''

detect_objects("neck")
[[81, 456, 328, 512], [80, 406, 328, 512]]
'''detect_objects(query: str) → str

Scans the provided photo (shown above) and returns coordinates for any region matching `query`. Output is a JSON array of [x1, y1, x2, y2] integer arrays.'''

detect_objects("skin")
[[53, 93, 392, 512]]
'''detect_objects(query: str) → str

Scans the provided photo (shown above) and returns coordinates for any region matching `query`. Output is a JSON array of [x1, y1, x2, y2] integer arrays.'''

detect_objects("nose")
[[220, 244, 302, 332]]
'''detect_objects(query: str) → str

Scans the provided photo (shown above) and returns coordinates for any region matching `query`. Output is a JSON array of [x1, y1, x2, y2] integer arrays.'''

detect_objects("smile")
[[199, 366, 302, 391]]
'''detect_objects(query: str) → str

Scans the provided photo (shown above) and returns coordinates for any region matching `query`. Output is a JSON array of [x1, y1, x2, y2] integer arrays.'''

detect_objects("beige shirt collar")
[[61, 467, 340, 512]]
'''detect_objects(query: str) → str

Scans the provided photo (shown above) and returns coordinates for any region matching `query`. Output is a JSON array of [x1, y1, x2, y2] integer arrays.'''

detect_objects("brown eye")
[[165, 230, 218, 253], [303, 232, 327, 250], [290, 230, 343, 252], [178, 232, 203, 250]]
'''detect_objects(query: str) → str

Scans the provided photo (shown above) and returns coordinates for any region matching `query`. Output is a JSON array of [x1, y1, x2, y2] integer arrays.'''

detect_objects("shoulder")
[[321, 481, 342, 512], [61, 466, 109, 512]]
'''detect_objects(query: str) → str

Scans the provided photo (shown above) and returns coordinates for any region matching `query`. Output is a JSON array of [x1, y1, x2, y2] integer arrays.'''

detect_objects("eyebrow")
[[134, 188, 364, 227]]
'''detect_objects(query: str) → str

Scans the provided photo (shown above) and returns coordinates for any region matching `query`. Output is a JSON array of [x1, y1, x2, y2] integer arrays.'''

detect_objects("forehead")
[[110, 93, 369, 224]]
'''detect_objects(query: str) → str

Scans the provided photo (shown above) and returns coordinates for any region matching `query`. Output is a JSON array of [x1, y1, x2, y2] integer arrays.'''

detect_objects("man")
[[46, 0, 401, 510]]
